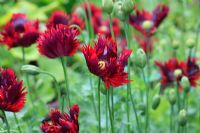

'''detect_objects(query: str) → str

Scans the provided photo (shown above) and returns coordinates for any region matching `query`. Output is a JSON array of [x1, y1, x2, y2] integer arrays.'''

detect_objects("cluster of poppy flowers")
[[0, 2, 199, 133]]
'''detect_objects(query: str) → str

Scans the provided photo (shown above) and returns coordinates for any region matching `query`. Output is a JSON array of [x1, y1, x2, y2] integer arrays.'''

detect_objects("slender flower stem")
[[194, 22, 200, 56], [60, 57, 71, 108], [91, 77, 98, 120], [85, 0, 95, 40], [97, 78, 101, 133], [124, 19, 131, 133], [2, 110, 10, 133], [170, 105, 174, 133], [142, 69, 149, 133], [176, 83, 181, 133], [40, 71, 62, 110], [106, 90, 108, 133], [109, 15, 115, 39], [107, 89, 114, 133], [130, 93, 141, 133], [13, 113, 22, 133], [176, 83, 181, 111], [21, 48, 34, 109], [111, 87, 114, 121], [109, 14, 115, 124]]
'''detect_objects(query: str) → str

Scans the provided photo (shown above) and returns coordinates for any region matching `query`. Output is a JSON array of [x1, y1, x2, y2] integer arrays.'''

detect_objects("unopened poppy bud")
[[74, 7, 85, 18], [122, 0, 134, 15], [102, 0, 113, 14], [21, 65, 41, 75], [142, 20, 153, 30], [174, 69, 182, 78], [172, 40, 179, 49], [152, 94, 161, 110], [134, 48, 147, 68], [180, 76, 190, 93], [168, 89, 176, 105], [178, 109, 187, 126], [113, 1, 126, 21], [186, 38, 194, 48]]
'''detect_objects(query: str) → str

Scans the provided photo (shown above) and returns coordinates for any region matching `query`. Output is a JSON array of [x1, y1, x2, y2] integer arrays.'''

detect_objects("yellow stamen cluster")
[[98, 61, 106, 70]]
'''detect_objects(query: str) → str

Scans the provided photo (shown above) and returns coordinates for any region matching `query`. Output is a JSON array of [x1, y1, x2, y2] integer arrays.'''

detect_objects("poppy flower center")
[[99, 25, 108, 33], [142, 20, 153, 30], [98, 61, 106, 70], [14, 19, 26, 32]]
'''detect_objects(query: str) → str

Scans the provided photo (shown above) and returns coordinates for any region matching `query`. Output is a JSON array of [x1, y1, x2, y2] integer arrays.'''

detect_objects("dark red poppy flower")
[[98, 18, 121, 38], [0, 68, 27, 112], [40, 104, 80, 133], [184, 57, 200, 86], [0, 13, 39, 48], [46, 11, 85, 30], [37, 24, 80, 58], [129, 4, 169, 36], [155, 57, 199, 90], [46, 11, 70, 29], [81, 36, 132, 88]]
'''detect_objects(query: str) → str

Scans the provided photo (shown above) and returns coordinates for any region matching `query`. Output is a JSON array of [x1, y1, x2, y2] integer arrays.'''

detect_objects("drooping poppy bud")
[[102, 0, 113, 14], [122, 0, 134, 15], [21, 65, 41, 75], [134, 48, 147, 69], [180, 76, 190, 93], [152, 94, 161, 110], [186, 38, 195, 48], [178, 109, 187, 126], [113, 1, 126, 21], [172, 40, 179, 50], [168, 89, 176, 105]]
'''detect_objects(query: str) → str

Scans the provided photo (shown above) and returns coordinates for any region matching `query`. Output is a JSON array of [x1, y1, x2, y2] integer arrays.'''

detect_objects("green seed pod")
[[142, 20, 153, 30], [178, 109, 187, 126], [168, 89, 176, 105], [174, 69, 182, 78], [152, 94, 161, 110], [102, 0, 113, 14], [21, 65, 41, 75], [180, 76, 190, 93], [113, 1, 126, 21], [134, 48, 147, 69], [172, 40, 179, 50], [138, 103, 146, 116], [122, 0, 134, 15], [186, 38, 195, 48]]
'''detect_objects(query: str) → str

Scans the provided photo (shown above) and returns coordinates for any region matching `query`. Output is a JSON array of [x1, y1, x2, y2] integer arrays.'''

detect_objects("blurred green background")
[[0, 0, 200, 132]]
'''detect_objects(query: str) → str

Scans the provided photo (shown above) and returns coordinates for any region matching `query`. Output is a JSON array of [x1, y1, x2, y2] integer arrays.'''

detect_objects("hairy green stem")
[[13, 113, 21, 133], [2, 110, 10, 133], [142, 69, 149, 133], [107, 89, 114, 133], [60, 57, 71, 108], [40, 71, 62, 110], [124, 19, 131, 133], [22, 48, 34, 109], [97, 78, 101, 133], [170, 105, 174, 133], [106, 90, 108, 133], [109, 15, 115, 39], [130, 92, 141, 133]]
